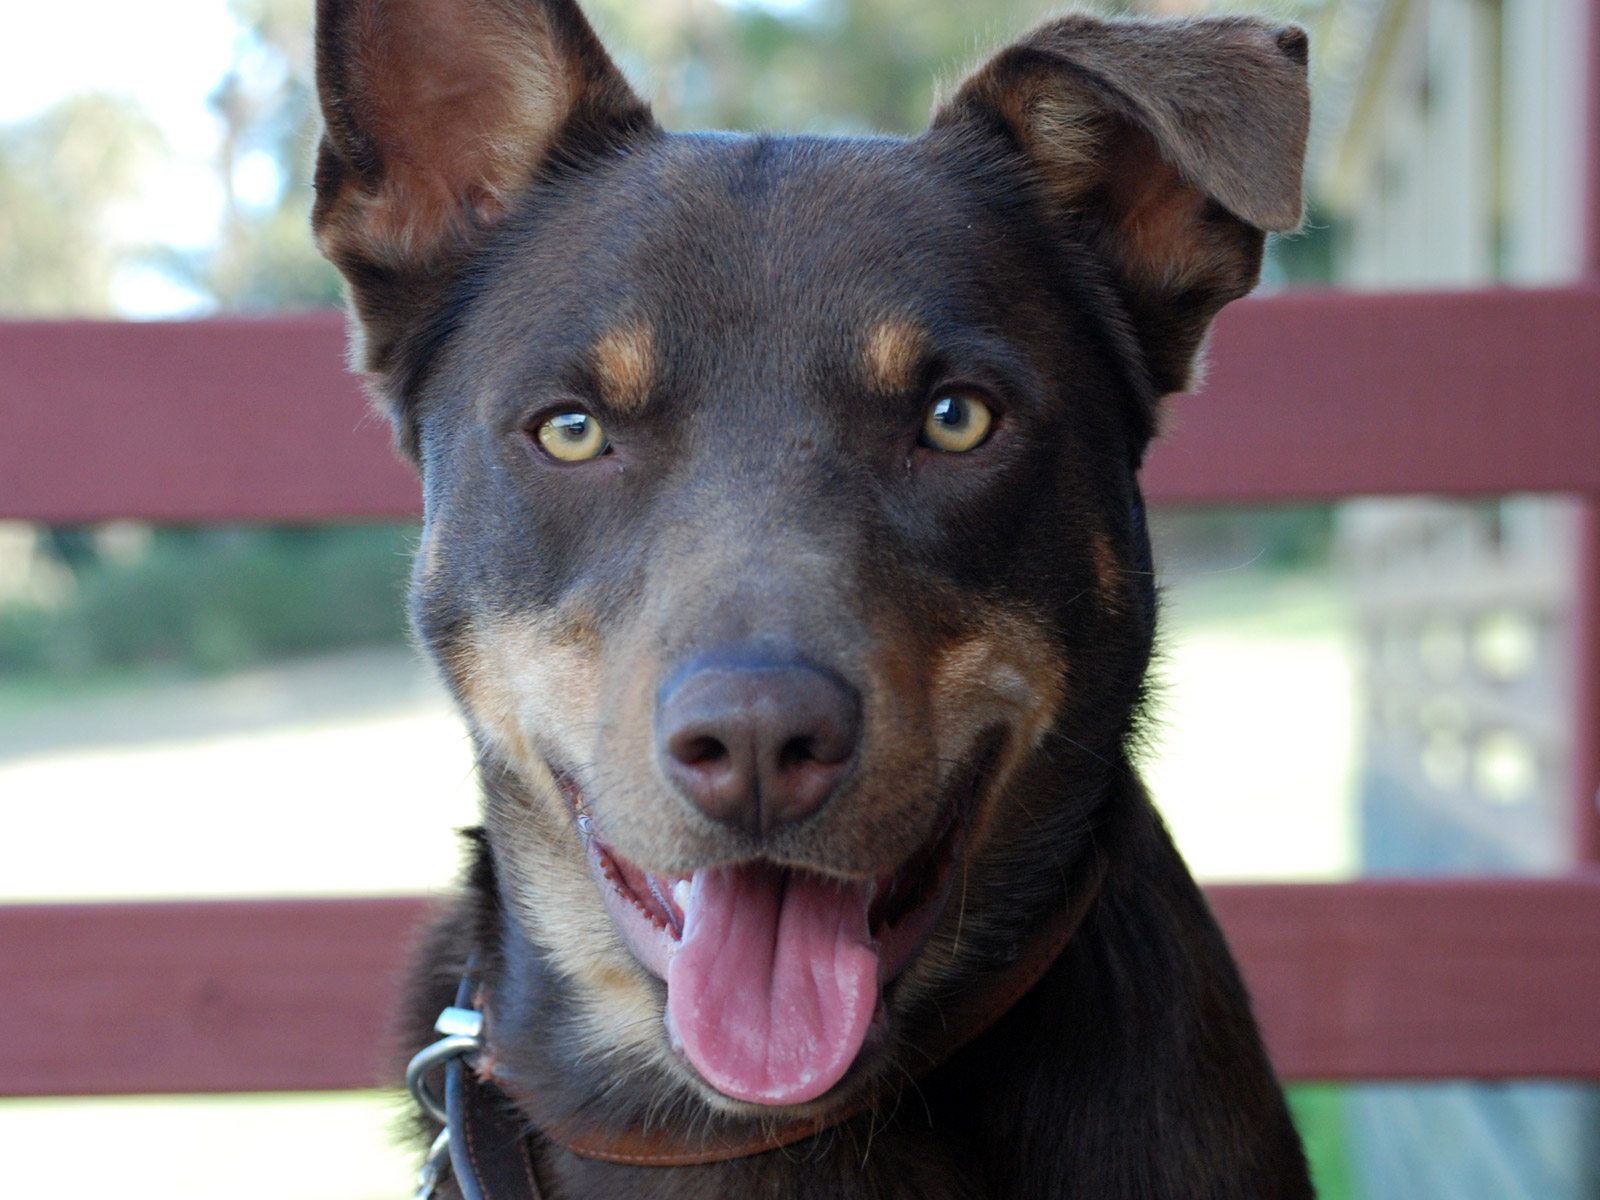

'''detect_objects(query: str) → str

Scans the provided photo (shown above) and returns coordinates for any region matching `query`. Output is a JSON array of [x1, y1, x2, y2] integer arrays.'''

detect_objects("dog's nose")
[[657, 656, 861, 837]]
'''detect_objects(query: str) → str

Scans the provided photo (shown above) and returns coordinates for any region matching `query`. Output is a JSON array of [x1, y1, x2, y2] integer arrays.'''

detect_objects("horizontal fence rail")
[[1208, 876, 1600, 1080], [4, 877, 1600, 1097], [0, 898, 426, 1096], [4, 286, 1600, 523]]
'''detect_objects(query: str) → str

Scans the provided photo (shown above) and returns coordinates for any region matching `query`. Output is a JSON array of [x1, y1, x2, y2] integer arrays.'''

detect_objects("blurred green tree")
[[588, 0, 1092, 135], [196, 0, 343, 309], [0, 94, 163, 316]]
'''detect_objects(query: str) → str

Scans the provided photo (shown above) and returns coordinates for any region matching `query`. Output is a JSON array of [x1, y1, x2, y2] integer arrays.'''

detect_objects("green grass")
[[0, 524, 416, 679], [1287, 1084, 1355, 1199]]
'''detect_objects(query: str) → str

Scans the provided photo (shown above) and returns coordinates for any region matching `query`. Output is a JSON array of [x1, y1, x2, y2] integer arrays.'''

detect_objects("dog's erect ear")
[[312, 0, 651, 408], [932, 16, 1309, 398]]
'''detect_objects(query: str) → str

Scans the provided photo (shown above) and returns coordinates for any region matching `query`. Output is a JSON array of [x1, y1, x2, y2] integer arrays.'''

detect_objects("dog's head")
[[313, 0, 1306, 1118]]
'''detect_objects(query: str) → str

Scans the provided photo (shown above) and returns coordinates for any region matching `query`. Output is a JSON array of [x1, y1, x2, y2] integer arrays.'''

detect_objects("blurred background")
[[0, 0, 1594, 1196]]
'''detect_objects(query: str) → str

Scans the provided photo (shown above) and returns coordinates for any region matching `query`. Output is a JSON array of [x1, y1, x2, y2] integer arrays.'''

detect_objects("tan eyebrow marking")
[[863, 320, 927, 395], [590, 322, 655, 413]]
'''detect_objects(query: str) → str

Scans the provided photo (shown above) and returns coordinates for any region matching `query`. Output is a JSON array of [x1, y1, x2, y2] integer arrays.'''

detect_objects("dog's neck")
[[413, 791, 1310, 1199], [444, 852, 1105, 1187]]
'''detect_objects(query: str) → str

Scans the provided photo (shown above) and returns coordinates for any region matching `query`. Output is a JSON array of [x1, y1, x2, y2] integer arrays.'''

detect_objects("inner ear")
[[313, 0, 651, 277], [1002, 91, 1268, 393], [1096, 124, 1234, 292], [334, 1, 563, 235], [1082, 121, 1267, 393]]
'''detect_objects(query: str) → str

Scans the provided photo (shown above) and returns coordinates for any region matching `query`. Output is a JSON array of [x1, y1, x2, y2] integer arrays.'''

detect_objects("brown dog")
[[311, 2, 1313, 1196]]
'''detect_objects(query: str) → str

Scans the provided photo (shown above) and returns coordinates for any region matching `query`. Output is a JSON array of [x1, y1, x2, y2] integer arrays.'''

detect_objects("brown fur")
[[589, 323, 656, 415], [933, 16, 1308, 395], [313, 2, 1315, 1196], [862, 320, 928, 396]]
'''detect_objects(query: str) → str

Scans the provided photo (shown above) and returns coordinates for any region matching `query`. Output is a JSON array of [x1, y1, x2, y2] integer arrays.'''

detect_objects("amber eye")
[[920, 391, 994, 453], [535, 411, 608, 462]]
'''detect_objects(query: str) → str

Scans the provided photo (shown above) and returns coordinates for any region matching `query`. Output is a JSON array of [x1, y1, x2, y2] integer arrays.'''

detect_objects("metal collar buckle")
[[407, 1004, 485, 1200]]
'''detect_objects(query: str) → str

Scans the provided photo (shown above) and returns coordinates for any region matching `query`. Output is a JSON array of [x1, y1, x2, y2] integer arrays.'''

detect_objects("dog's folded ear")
[[313, 0, 651, 426], [932, 16, 1309, 399]]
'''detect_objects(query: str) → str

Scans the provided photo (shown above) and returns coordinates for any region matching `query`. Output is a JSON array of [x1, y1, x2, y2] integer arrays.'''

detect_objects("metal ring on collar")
[[407, 1033, 483, 1125]]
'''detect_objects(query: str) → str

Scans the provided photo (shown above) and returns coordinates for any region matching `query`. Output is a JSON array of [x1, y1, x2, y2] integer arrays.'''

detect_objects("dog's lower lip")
[[595, 836, 688, 937], [565, 777, 689, 944]]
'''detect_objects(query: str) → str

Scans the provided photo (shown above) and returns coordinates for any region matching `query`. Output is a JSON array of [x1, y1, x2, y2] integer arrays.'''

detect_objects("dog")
[[311, 2, 1313, 1196]]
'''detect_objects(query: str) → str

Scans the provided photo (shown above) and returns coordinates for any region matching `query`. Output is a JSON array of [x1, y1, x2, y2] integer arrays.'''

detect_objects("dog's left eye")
[[920, 391, 994, 453], [535, 411, 609, 462]]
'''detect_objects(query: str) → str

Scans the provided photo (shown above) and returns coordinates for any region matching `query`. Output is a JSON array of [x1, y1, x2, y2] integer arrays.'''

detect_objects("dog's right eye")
[[535, 411, 609, 462], [920, 391, 994, 453]]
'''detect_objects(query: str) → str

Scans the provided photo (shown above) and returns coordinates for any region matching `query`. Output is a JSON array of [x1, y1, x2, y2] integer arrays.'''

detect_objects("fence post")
[[1576, 0, 1600, 864]]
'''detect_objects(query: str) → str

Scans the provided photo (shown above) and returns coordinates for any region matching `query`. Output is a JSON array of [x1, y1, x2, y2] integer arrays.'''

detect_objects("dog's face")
[[313, 0, 1306, 1117]]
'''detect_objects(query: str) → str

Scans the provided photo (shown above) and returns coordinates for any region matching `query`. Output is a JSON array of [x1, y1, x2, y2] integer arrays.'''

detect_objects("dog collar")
[[408, 862, 1104, 1199]]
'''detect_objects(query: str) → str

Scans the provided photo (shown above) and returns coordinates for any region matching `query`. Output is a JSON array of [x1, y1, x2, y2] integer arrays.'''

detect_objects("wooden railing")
[[3, 287, 1599, 1094], [6, 288, 1600, 522]]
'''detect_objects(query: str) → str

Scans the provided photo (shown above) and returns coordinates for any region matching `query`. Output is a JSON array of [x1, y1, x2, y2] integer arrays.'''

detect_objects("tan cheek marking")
[[882, 618, 1071, 1016], [931, 615, 1067, 748], [446, 612, 603, 770], [457, 613, 683, 1072], [881, 614, 1071, 1005], [590, 322, 655, 414], [863, 320, 926, 395], [929, 613, 1069, 839], [486, 776, 671, 1070], [1092, 529, 1125, 613]]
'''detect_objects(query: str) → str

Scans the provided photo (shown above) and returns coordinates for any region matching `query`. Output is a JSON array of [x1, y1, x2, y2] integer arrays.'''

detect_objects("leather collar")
[[426, 861, 1104, 1198]]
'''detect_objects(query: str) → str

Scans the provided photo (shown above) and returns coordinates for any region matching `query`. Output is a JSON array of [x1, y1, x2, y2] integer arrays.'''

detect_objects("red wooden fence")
[[5, 287, 1600, 524], [4, 878, 1600, 1098], [2, 289, 1599, 1094]]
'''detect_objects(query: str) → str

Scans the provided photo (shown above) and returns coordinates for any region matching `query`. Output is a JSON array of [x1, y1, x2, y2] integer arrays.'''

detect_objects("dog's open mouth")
[[560, 740, 998, 1107]]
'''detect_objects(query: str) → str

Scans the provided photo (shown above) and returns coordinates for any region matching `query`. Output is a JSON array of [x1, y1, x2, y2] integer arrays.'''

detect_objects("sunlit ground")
[[0, 1092, 417, 1200], [1146, 569, 1358, 882], [0, 649, 480, 903], [0, 567, 1356, 1197]]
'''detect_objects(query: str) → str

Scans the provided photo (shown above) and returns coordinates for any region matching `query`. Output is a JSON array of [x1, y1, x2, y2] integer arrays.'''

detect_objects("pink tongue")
[[666, 863, 878, 1106]]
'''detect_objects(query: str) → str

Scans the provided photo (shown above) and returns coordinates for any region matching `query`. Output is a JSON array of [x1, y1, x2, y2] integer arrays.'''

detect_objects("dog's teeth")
[[672, 879, 691, 911]]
